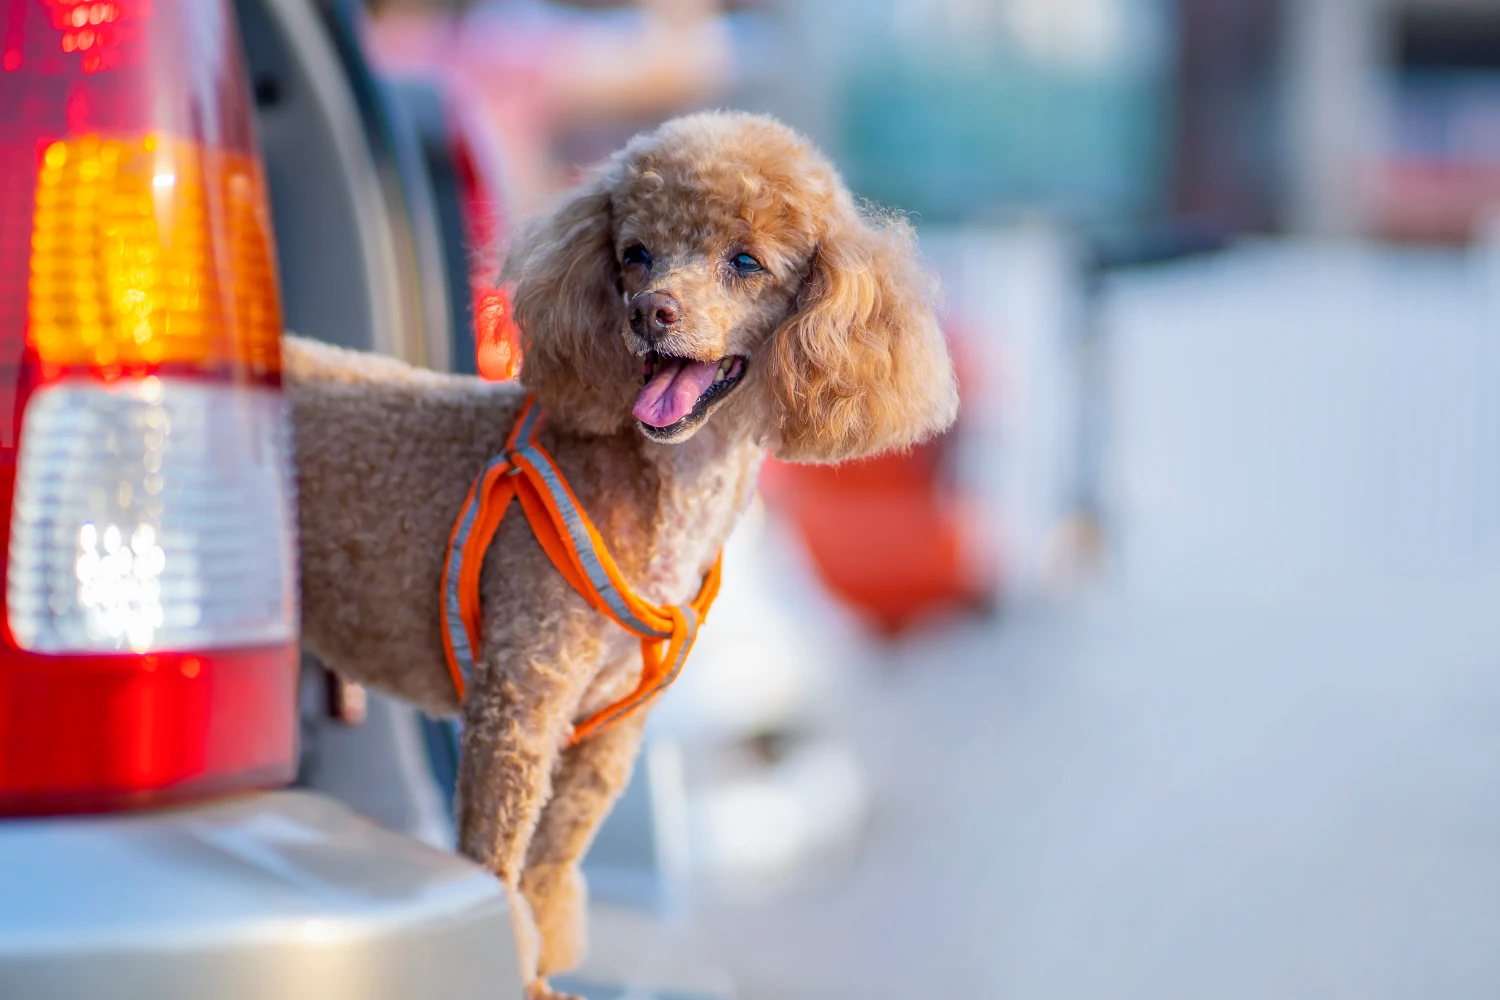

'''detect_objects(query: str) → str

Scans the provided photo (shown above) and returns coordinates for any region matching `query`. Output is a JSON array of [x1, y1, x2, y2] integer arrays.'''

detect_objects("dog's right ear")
[[504, 167, 637, 434]]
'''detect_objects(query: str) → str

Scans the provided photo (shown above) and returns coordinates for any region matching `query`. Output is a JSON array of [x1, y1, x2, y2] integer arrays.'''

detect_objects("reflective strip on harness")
[[577, 604, 699, 738], [443, 454, 510, 686], [514, 443, 670, 640], [439, 396, 722, 745]]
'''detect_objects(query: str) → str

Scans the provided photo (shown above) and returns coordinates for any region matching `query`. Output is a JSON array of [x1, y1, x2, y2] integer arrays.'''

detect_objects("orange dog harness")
[[440, 397, 723, 745]]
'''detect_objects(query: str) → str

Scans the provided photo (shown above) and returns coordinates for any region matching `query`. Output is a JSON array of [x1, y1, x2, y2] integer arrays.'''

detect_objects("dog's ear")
[[768, 199, 958, 463], [504, 168, 637, 434]]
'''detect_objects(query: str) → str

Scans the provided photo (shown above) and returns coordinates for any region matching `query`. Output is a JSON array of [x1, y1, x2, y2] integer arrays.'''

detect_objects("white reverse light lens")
[[7, 378, 298, 653]]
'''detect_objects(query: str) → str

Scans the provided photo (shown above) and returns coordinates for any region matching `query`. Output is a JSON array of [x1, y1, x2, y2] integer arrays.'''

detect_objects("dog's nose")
[[629, 291, 682, 339]]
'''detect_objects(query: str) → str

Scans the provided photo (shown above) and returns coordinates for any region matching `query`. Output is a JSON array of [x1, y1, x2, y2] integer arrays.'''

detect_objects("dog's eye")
[[730, 253, 763, 274], [622, 246, 652, 267]]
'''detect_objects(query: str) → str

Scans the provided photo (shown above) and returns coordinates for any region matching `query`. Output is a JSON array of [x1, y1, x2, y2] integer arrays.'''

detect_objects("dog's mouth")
[[633, 350, 747, 440]]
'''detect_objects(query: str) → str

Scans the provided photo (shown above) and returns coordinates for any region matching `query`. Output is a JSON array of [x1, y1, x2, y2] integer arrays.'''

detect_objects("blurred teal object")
[[834, 2, 1172, 226]]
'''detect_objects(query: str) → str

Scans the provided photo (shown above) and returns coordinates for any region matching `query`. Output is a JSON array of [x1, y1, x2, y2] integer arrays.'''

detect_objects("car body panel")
[[0, 791, 517, 999]]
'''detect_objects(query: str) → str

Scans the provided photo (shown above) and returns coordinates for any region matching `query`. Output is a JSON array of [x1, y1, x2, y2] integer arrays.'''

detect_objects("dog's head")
[[505, 112, 957, 462]]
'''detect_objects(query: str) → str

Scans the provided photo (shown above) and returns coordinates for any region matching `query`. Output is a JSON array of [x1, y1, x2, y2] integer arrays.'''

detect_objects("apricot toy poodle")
[[283, 111, 957, 999]]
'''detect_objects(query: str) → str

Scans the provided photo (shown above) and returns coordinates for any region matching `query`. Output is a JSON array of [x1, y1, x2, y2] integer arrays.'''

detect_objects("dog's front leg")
[[455, 588, 613, 998], [521, 698, 649, 980]]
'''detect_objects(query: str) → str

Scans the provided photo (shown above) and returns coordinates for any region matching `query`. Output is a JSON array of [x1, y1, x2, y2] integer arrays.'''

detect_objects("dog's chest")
[[637, 433, 764, 606]]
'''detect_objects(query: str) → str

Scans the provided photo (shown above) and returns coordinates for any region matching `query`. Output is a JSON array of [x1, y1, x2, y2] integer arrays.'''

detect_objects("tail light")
[[475, 284, 520, 381], [446, 100, 521, 380], [0, 0, 298, 813]]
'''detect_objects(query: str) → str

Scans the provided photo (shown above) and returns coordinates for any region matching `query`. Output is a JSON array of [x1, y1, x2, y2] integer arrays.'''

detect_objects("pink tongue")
[[634, 357, 719, 427]]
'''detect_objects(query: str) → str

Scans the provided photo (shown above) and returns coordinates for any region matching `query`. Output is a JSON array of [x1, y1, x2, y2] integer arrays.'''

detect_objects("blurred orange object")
[[475, 284, 523, 381], [761, 450, 987, 635], [760, 341, 996, 635]]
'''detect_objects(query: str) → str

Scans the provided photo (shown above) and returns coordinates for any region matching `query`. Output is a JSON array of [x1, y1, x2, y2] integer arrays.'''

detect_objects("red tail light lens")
[[446, 106, 521, 380], [0, 0, 297, 815]]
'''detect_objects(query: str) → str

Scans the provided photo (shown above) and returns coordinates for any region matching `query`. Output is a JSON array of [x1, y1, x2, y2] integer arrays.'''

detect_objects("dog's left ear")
[[768, 198, 958, 463], [505, 166, 638, 434]]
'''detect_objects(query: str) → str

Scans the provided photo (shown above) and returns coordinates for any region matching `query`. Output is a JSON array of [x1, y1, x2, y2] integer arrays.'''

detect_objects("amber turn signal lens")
[[475, 284, 522, 381], [27, 133, 282, 378]]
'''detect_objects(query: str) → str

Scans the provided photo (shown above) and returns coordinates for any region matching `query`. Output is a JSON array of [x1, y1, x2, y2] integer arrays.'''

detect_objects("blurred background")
[[311, 0, 1500, 996]]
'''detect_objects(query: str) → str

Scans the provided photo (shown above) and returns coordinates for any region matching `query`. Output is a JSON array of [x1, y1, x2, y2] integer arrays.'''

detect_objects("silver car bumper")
[[0, 790, 519, 1000]]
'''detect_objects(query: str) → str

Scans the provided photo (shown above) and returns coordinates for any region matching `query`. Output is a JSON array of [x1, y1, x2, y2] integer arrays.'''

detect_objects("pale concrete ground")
[[695, 244, 1500, 999]]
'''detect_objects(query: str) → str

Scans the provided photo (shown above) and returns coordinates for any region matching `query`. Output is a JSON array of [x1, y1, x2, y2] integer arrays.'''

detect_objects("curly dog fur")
[[286, 111, 956, 998]]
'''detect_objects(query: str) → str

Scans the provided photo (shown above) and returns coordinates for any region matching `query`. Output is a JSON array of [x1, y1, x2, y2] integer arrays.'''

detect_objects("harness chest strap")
[[440, 396, 723, 746]]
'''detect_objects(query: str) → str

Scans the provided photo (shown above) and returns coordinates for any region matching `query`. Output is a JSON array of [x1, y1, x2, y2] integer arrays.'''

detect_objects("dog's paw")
[[525, 979, 582, 1000]]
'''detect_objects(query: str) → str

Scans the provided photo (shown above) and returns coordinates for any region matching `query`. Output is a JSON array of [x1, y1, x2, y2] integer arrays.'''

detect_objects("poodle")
[[284, 111, 957, 999]]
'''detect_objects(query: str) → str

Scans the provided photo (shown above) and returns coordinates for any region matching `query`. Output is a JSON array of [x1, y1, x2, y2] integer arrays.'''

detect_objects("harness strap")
[[440, 396, 723, 745]]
